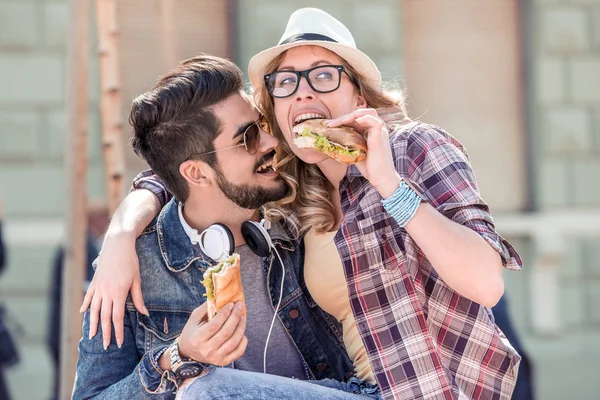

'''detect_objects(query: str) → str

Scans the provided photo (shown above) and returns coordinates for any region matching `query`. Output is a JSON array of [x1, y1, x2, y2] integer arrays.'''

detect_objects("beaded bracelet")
[[381, 180, 422, 227]]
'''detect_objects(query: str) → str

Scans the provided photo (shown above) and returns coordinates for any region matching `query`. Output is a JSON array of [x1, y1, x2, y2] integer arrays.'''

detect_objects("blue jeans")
[[178, 367, 381, 400]]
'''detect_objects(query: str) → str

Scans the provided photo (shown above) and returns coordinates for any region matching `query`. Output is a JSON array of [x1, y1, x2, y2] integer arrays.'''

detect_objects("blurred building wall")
[[534, 0, 600, 210], [0, 1, 104, 398], [401, 0, 527, 213], [521, 0, 600, 398]]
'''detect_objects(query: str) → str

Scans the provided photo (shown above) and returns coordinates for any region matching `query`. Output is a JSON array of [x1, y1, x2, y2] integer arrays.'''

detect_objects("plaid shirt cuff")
[[131, 169, 171, 207]]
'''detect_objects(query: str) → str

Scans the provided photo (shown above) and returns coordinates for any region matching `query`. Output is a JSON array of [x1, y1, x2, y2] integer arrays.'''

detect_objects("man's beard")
[[213, 168, 289, 210]]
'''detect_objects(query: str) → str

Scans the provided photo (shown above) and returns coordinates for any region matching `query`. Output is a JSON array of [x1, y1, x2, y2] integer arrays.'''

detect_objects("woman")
[[84, 8, 522, 399], [249, 8, 522, 399]]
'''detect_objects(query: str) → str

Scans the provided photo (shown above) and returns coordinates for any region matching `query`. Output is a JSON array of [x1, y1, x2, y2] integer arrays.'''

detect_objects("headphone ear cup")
[[241, 221, 272, 257], [200, 223, 235, 262], [213, 223, 235, 256]]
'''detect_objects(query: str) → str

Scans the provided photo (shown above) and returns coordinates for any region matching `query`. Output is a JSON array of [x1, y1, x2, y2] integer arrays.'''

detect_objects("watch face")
[[177, 363, 203, 379]]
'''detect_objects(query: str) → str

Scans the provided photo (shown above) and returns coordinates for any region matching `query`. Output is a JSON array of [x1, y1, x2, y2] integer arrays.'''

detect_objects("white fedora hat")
[[248, 8, 381, 91]]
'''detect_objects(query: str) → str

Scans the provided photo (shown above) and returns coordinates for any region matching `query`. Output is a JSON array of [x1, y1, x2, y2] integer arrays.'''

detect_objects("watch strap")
[[169, 337, 189, 373]]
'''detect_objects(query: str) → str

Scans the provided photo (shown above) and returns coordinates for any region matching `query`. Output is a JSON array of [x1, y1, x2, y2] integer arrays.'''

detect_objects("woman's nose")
[[295, 76, 315, 101]]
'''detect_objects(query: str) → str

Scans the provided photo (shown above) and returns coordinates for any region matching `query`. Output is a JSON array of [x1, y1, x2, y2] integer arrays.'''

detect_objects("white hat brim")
[[248, 40, 381, 91]]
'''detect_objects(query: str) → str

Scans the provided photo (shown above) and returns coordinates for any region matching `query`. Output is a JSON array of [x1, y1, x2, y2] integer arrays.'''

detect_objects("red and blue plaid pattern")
[[336, 122, 521, 399], [132, 170, 173, 205]]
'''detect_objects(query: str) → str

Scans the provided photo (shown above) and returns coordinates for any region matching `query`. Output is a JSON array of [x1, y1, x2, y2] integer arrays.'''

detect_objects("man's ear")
[[179, 160, 213, 188]]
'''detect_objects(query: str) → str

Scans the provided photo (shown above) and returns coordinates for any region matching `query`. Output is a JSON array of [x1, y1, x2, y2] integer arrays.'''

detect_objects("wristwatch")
[[168, 337, 205, 379]]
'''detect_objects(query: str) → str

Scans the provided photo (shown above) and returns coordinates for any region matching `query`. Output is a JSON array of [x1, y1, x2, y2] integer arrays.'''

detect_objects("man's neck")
[[182, 194, 259, 247]]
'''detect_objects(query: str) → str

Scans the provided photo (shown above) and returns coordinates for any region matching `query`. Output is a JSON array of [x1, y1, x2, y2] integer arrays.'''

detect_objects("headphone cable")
[[263, 246, 286, 374]]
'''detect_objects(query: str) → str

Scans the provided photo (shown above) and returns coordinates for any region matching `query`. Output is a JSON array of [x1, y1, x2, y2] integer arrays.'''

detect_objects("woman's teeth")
[[294, 113, 325, 125]]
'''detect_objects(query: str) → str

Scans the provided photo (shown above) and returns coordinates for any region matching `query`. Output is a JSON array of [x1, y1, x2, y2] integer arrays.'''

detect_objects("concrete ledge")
[[495, 209, 600, 335], [495, 209, 600, 237], [3, 218, 64, 247]]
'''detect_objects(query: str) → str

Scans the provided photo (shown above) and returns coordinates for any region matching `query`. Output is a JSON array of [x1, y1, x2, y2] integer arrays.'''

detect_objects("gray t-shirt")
[[231, 245, 307, 379]]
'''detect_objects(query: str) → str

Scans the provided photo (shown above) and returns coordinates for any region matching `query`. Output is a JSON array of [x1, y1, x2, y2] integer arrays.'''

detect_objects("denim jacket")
[[72, 199, 353, 399]]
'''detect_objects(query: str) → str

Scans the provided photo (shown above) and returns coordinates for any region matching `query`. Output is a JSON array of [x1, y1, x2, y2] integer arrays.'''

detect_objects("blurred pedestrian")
[[0, 198, 17, 400], [46, 202, 109, 400], [493, 295, 535, 400]]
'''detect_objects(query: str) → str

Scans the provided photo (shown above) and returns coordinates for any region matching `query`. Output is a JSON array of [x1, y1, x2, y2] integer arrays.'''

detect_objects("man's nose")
[[258, 128, 279, 153]]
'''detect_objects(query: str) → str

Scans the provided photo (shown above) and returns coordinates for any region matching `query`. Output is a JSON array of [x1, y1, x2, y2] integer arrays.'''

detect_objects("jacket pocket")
[[137, 308, 191, 351]]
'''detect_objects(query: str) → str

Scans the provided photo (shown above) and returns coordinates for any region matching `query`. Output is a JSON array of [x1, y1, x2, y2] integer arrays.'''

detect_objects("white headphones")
[[196, 220, 273, 262], [179, 202, 273, 262], [179, 203, 285, 374]]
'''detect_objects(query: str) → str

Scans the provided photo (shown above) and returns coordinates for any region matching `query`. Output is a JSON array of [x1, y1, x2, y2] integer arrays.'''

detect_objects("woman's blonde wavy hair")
[[255, 48, 412, 237]]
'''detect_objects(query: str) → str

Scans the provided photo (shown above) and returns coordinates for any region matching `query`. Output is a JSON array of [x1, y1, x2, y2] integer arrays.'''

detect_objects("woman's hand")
[[80, 188, 160, 349], [327, 108, 401, 198], [80, 230, 148, 349]]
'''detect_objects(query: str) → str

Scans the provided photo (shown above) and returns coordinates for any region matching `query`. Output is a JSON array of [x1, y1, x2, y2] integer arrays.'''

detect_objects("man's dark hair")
[[130, 54, 243, 202]]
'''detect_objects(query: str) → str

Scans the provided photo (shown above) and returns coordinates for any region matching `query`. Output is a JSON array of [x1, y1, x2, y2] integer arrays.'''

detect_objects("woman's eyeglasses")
[[264, 65, 350, 99]]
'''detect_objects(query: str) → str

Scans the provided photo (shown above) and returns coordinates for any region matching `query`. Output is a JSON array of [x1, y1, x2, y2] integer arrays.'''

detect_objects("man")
[[72, 55, 376, 399]]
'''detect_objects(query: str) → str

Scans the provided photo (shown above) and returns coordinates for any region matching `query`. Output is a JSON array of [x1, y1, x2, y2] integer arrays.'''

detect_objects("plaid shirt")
[[336, 122, 521, 399], [132, 122, 522, 400]]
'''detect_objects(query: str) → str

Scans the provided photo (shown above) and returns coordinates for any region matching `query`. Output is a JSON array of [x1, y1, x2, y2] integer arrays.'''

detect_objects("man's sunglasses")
[[185, 117, 268, 159]]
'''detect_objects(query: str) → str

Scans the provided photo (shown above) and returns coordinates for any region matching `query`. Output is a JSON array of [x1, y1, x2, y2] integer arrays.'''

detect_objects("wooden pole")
[[158, 0, 178, 71], [60, 0, 90, 398], [96, 0, 125, 216]]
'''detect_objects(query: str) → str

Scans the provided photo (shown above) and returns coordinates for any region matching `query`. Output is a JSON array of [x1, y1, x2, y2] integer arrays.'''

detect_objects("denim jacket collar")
[[267, 220, 296, 250], [156, 199, 212, 273], [158, 199, 298, 271]]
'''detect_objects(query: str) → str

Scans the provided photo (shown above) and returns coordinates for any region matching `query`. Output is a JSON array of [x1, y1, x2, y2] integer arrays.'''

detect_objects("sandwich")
[[292, 119, 367, 164], [201, 253, 245, 320]]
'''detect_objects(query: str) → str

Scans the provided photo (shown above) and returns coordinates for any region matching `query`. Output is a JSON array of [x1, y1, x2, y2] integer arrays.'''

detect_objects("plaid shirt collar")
[[345, 164, 362, 179]]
